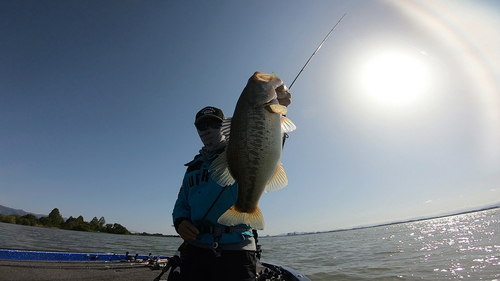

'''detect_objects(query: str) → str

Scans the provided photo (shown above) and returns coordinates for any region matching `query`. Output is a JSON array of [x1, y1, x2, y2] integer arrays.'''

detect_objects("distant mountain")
[[0, 205, 45, 218]]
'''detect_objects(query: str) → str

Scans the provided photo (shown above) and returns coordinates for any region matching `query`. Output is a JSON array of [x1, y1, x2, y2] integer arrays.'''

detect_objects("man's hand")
[[276, 84, 292, 107], [177, 220, 199, 241]]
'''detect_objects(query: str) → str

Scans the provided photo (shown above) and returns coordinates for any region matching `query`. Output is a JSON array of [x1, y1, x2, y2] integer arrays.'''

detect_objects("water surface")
[[1, 209, 499, 280]]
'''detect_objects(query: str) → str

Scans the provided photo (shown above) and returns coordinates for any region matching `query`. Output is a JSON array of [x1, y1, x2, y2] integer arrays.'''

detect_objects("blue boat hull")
[[0, 249, 164, 262]]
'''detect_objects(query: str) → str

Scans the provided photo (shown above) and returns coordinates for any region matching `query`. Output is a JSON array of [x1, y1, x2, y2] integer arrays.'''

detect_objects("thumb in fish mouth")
[[276, 84, 292, 107]]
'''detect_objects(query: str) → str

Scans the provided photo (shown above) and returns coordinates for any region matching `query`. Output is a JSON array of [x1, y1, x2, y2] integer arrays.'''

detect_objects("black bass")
[[209, 72, 296, 230]]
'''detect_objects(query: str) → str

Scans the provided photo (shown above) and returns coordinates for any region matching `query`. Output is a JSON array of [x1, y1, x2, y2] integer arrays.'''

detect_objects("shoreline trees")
[[0, 208, 130, 235]]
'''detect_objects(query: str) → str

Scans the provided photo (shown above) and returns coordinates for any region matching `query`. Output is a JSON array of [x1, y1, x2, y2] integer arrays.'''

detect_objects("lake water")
[[1, 208, 499, 280]]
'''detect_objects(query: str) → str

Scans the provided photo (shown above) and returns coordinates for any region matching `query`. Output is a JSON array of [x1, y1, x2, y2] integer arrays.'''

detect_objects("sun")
[[359, 52, 430, 107]]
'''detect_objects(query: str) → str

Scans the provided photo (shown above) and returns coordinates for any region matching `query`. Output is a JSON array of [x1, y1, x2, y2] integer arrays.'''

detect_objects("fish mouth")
[[248, 71, 284, 108], [261, 98, 278, 108]]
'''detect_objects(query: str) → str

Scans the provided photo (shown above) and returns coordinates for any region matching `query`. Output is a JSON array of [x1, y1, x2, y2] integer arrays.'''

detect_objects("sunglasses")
[[196, 122, 222, 131]]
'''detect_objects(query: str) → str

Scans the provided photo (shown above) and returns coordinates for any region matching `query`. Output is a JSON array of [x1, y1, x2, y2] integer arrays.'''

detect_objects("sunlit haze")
[[359, 51, 431, 107]]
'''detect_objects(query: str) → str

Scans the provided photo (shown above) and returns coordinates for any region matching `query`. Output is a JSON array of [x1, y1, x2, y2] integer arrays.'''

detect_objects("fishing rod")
[[288, 13, 346, 89], [281, 14, 345, 147]]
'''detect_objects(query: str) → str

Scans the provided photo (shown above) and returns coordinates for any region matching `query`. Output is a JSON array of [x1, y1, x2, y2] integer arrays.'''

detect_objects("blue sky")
[[1, 1, 499, 236]]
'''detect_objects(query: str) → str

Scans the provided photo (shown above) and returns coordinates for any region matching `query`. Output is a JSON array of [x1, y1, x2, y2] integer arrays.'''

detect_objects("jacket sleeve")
[[172, 182, 191, 230]]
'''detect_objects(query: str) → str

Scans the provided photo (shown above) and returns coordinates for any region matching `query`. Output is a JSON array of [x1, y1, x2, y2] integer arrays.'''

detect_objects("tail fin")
[[217, 206, 265, 230]]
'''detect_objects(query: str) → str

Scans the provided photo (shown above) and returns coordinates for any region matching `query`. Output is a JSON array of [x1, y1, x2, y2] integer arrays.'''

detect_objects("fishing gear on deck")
[[152, 246, 184, 281]]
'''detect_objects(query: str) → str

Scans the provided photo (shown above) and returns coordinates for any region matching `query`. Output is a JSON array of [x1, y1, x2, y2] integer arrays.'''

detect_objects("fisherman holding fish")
[[171, 72, 295, 281]]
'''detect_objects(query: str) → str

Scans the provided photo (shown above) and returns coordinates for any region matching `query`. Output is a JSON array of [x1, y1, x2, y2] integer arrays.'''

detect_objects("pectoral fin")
[[264, 164, 288, 193], [269, 104, 288, 115], [281, 116, 296, 133]]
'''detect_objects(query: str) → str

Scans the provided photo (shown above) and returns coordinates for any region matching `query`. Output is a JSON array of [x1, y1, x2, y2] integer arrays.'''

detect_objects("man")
[[172, 85, 291, 281]]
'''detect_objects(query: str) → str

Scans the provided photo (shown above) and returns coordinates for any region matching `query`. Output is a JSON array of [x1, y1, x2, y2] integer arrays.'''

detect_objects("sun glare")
[[359, 53, 430, 107]]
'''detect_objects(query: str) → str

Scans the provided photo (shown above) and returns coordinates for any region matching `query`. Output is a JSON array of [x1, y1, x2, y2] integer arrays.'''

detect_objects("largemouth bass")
[[209, 72, 296, 230]]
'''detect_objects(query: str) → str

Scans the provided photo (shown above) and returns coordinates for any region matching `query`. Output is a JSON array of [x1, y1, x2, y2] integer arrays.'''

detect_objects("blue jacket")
[[172, 151, 253, 245]]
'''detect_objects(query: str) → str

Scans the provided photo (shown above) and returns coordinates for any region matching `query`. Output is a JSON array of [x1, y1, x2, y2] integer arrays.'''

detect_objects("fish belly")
[[221, 103, 282, 229]]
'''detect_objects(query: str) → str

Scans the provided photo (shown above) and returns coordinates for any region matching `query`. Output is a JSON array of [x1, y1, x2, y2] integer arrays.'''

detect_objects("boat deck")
[[0, 260, 166, 281]]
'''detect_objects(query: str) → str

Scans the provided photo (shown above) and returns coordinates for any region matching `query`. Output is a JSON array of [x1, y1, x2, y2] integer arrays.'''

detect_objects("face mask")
[[198, 127, 226, 151]]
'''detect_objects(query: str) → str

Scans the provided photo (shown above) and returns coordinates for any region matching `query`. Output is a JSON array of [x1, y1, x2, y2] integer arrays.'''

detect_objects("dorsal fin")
[[221, 118, 231, 141]]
